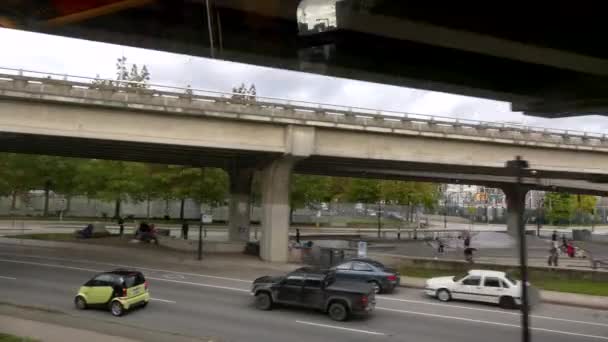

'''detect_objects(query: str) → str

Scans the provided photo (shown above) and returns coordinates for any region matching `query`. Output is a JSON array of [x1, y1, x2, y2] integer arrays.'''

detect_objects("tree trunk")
[[66, 195, 72, 215], [10, 191, 17, 211], [179, 198, 185, 220], [114, 198, 122, 219], [146, 195, 151, 219], [43, 181, 51, 217]]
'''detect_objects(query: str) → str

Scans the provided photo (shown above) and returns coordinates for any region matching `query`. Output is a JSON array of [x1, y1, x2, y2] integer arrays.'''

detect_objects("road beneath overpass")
[[0, 245, 607, 342]]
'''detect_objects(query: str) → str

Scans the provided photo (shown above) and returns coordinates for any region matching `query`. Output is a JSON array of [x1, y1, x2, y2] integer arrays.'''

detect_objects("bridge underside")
[[2, 1, 608, 117], [3, 131, 607, 194]]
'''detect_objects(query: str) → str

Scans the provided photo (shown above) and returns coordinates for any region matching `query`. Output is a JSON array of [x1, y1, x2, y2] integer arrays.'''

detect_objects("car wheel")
[[141, 301, 148, 308], [110, 301, 125, 317], [328, 302, 348, 321], [436, 289, 451, 302], [255, 292, 272, 311], [499, 296, 516, 310], [74, 296, 87, 310], [369, 281, 382, 294]]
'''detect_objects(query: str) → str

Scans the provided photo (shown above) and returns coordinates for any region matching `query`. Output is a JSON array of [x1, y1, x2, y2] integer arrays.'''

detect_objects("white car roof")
[[468, 270, 506, 278]]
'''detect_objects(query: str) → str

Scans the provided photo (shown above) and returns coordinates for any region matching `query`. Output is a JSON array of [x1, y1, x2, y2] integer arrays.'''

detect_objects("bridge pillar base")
[[228, 168, 254, 242], [259, 157, 296, 262]]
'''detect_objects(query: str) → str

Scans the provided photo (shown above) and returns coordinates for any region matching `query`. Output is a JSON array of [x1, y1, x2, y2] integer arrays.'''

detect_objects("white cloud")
[[1, 27, 608, 134]]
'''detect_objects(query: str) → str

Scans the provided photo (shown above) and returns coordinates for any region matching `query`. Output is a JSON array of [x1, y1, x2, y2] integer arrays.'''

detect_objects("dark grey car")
[[331, 259, 400, 294]]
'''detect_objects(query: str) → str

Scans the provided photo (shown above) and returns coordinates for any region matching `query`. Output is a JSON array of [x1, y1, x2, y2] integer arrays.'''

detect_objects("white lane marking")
[[0, 259, 101, 273], [147, 277, 250, 293], [0, 275, 16, 280], [151, 298, 176, 304], [0, 258, 249, 294], [295, 321, 386, 336], [377, 307, 608, 341], [0, 252, 252, 283], [377, 296, 608, 328]]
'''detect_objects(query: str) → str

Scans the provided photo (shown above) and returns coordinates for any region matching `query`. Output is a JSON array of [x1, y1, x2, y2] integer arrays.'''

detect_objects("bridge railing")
[[0, 66, 606, 141]]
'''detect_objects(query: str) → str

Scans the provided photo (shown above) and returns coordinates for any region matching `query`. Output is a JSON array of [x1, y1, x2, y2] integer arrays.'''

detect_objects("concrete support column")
[[504, 186, 528, 236], [259, 157, 296, 262], [228, 168, 254, 242]]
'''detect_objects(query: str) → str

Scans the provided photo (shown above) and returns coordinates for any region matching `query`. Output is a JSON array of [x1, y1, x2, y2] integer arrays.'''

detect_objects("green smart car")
[[75, 269, 150, 316]]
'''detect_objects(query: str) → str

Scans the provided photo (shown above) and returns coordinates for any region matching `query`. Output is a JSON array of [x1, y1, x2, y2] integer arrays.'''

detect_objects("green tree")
[[545, 192, 576, 225], [75, 160, 148, 218], [291, 175, 332, 209], [380, 180, 438, 222], [0, 153, 40, 211], [231, 83, 257, 102], [346, 179, 381, 205]]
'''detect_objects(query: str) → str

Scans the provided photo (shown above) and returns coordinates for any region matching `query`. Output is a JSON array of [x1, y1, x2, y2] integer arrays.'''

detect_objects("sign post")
[[198, 214, 213, 261], [357, 241, 367, 258]]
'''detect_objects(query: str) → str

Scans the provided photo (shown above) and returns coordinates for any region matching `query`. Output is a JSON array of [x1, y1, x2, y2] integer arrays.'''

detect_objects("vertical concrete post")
[[504, 186, 528, 236], [259, 158, 296, 262], [228, 167, 254, 242]]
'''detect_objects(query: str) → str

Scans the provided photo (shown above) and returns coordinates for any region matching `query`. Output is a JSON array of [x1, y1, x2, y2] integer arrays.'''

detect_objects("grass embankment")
[[399, 266, 608, 297], [0, 333, 39, 342]]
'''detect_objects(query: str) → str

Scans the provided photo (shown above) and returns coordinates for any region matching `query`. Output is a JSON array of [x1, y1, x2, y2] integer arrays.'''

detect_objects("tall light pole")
[[506, 156, 531, 342]]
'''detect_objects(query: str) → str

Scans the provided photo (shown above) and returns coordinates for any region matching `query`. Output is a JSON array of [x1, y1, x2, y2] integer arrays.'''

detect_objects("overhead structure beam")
[[42, 0, 155, 27]]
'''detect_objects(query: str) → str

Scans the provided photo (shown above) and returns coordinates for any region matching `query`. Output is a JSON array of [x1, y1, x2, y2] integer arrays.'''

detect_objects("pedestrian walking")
[[438, 239, 445, 254], [464, 236, 471, 248], [296, 228, 301, 244], [551, 230, 557, 242], [548, 243, 559, 267], [464, 247, 476, 263], [118, 217, 125, 236], [181, 221, 189, 240]]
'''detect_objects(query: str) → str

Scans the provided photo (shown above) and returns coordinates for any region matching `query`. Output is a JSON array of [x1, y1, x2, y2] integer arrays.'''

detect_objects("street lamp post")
[[506, 156, 531, 342], [377, 202, 382, 238]]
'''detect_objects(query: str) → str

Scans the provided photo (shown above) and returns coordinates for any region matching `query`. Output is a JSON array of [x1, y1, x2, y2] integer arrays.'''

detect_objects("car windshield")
[[123, 273, 145, 288], [453, 273, 469, 282], [505, 274, 519, 285]]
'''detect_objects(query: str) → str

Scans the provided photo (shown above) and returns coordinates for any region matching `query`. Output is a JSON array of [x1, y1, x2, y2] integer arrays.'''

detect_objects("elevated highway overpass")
[[2, 1, 608, 117], [1, 69, 608, 261]]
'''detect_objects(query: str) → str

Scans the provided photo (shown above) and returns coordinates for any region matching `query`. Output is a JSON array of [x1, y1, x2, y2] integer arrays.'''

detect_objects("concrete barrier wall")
[[373, 254, 608, 282]]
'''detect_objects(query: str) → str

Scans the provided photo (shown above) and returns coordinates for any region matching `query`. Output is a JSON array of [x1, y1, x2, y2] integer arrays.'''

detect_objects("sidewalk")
[[0, 315, 138, 342], [0, 304, 217, 342]]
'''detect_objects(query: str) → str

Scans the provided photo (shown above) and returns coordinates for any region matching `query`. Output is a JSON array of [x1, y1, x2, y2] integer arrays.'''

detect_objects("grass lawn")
[[398, 266, 608, 297], [0, 333, 39, 342]]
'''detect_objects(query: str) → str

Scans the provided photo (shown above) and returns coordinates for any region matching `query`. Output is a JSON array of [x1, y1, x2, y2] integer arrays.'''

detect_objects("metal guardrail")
[[0, 66, 606, 141]]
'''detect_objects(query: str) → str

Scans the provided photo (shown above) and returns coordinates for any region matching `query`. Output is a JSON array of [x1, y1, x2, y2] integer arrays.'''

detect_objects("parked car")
[[331, 258, 400, 294], [425, 269, 538, 309], [251, 268, 375, 321], [75, 269, 150, 316]]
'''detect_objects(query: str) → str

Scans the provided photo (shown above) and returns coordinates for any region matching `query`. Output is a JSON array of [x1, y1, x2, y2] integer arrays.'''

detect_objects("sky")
[[1, 24, 608, 133]]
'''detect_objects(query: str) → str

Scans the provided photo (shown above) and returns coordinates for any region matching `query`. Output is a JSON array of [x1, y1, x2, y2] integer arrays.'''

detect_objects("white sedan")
[[425, 270, 535, 309]]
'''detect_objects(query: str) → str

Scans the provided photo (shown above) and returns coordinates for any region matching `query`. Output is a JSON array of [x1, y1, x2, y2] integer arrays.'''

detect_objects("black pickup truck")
[[251, 268, 375, 321]]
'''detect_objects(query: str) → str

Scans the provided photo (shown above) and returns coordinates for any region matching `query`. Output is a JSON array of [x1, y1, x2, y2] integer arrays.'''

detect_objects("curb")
[[398, 283, 608, 311]]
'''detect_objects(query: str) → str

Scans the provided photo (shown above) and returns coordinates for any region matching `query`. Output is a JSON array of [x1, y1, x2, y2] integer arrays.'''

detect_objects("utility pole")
[[506, 156, 531, 342], [377, 202, 382, 238]]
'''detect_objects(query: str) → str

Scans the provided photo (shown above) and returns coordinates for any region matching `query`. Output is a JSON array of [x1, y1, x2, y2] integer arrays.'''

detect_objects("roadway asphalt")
[[0, 250, 607, 341]]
